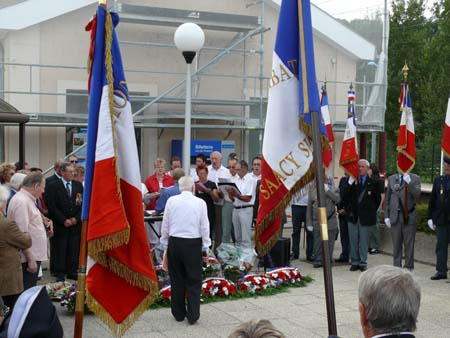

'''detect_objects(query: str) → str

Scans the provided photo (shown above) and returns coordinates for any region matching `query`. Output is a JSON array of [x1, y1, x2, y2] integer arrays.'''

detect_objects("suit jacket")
[[0, 215, 31, 296], [344, 175, 382, 225], [306, 185, 340, 230], [46, 179, 83, 230], [385, 173, 421, 225], [428, 175, 450, 226], [44, 174, 60, 206]]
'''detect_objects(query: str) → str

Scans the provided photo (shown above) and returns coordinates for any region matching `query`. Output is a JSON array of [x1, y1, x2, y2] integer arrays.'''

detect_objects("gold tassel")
[[88, 228, 130, 256], [86, 288, 158, 338], [255, 162, 315, 256]]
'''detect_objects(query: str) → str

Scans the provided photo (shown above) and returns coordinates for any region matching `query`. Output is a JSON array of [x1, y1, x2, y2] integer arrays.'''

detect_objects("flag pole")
[[298, 0, 338, 334], [73, 220, 89, 338], [402, 63, 409, 223], [74, 3, 106, 338], [311, 112, 339, 337]]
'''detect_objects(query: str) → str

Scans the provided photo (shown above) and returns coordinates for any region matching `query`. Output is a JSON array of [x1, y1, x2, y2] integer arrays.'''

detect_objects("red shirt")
[[144, 174, 174, 210]]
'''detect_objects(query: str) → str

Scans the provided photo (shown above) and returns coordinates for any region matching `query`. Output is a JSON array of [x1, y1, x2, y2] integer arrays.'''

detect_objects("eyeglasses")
[[70, 160, 78, 164]]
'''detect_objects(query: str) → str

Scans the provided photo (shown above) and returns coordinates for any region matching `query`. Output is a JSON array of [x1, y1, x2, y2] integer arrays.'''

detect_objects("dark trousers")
[[391, 221, 416, 269], [338, 216, 350, 260], [22, 261, 42, 290], [54, 226, 81, 279], [436, 225, 450, 274], [213, 205, 223, 251], [168, 236, 202, 322], [313, 228, 338, 264], [291, 205, 313, 258]]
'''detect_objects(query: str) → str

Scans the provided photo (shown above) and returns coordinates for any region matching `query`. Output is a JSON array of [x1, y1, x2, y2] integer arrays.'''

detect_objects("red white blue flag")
[[83, 6, 157, 336], [442, 96, 450, 158], [256, 0, 321, 255], [397, 81, 416, 173], [339, 87, 359, 180], [321, 84, 334, 167]]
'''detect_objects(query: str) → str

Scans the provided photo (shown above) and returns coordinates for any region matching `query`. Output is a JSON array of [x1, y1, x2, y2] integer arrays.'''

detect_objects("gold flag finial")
[[349, 82, 353, 90], [402, 62, 409, 82], [323, 79, 327, 91]]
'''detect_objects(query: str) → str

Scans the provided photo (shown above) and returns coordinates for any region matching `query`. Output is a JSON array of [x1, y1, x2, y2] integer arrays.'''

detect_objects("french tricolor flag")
[[83, 6, 157, 336], [441, 97, 450, 158], [339, 88, 359, 180], [321, 85, 334, 168], [256, 0, 319, 255], [397, 82, 416, 173]]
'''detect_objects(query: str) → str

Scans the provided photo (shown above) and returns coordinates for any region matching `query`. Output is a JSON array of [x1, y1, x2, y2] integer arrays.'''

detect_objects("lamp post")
[[174, 23, 205, 174]]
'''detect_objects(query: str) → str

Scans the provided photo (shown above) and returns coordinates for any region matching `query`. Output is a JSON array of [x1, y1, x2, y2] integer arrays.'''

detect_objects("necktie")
[[66, 182, 71, 197]]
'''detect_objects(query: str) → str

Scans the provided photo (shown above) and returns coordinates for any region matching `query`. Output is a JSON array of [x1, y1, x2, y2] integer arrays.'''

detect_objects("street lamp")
[[174, 22, 205, 174]]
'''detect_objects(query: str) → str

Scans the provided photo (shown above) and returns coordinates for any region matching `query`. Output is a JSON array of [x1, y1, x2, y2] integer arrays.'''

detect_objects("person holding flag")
[[74, 2, 158, 337], [384, 64, 421, 271]]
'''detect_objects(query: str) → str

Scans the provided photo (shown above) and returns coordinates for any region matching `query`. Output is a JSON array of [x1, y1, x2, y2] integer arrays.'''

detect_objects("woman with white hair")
[[6, 173, 27, 211], [0, 184, 32, 310]]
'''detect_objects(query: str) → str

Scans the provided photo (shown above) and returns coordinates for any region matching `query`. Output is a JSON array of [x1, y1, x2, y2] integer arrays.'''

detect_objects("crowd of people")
[[0, 151, 448, 337]]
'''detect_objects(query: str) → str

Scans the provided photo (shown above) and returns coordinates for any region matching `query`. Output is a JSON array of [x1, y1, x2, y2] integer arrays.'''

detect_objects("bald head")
[[210, 151, 222, 170]]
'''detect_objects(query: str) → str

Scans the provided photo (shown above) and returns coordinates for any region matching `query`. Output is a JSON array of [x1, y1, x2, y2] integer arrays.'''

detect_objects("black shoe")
[[359, 266, 367, 272], [67, 274, 78, 280], [55, 276, 65, 283], [187, 318, 198, 325], [175, 317, 185, 322], [290, 253, 299, 260], [430, 273, 447, 280], [350, 265, 359, 271], [306, 256, 314, 262], [313, 263, 323, 268], [335, 257, 349, 263], [369, 248, 380, 255]]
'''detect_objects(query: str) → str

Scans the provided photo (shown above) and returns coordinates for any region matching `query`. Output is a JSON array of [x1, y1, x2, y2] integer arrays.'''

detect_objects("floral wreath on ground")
[[202, 278, 237, 298], [239, 273, 277, 293], [266, 267, 303, 286]]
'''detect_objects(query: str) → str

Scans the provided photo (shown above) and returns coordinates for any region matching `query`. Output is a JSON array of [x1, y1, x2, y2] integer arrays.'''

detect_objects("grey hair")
[[0, 184, 11, 207], [228, 320, 286, 338], [358, 159, 370, 167], [358, 265, 420, 333], [178, 176, 194, 192], [22, 172, 45, 188], [9, 173, 27, 190]]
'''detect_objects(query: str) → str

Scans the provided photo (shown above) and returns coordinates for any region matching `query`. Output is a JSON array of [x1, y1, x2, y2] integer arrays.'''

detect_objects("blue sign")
[[191, 140, 222, 156]]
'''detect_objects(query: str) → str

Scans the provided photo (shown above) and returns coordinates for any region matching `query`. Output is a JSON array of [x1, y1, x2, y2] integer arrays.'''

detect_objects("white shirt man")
[[228, 161, 256, 249], [160, 176, 210, 325]]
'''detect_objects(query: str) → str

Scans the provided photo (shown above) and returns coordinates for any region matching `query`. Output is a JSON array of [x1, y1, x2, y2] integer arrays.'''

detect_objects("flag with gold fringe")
[[397, 77, 416, 173], [255, 0, 322, 255], [83, 5, 157, 337]]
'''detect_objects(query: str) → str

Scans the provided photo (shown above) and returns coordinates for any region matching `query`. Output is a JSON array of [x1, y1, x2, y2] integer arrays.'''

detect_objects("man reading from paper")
[[160, 176, 210, 325]]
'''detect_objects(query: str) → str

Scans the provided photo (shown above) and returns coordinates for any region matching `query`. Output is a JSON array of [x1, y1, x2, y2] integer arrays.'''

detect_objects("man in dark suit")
[[44, 159, 65, 276], [344, 159, 382, 271], [46, 163, 83, 282], [336, 173, 350, 263], [428, 156, 450, 280], [384, 171, 421, 270], [359, 265, 419, 338]]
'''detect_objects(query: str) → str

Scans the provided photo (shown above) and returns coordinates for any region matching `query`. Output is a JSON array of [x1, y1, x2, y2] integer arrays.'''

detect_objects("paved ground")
[[49, 243, 448, 338]]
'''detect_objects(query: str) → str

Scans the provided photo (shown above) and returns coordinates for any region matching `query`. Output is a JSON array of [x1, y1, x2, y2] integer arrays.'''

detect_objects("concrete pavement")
[[51, 248, 449, 338]]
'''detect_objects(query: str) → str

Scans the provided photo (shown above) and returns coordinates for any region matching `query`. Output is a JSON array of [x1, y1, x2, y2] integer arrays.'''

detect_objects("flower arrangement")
[[157, 285, 172, 307], [155, 264, 170, 289], [202, 257, 221, 279], [266, 267, 303, 285], [223, 264, 247, 283], [46, 281, 72, 301], [202, 278, 236, 298], [59, 284, 78, 314], [238, 274, 277, 293]]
